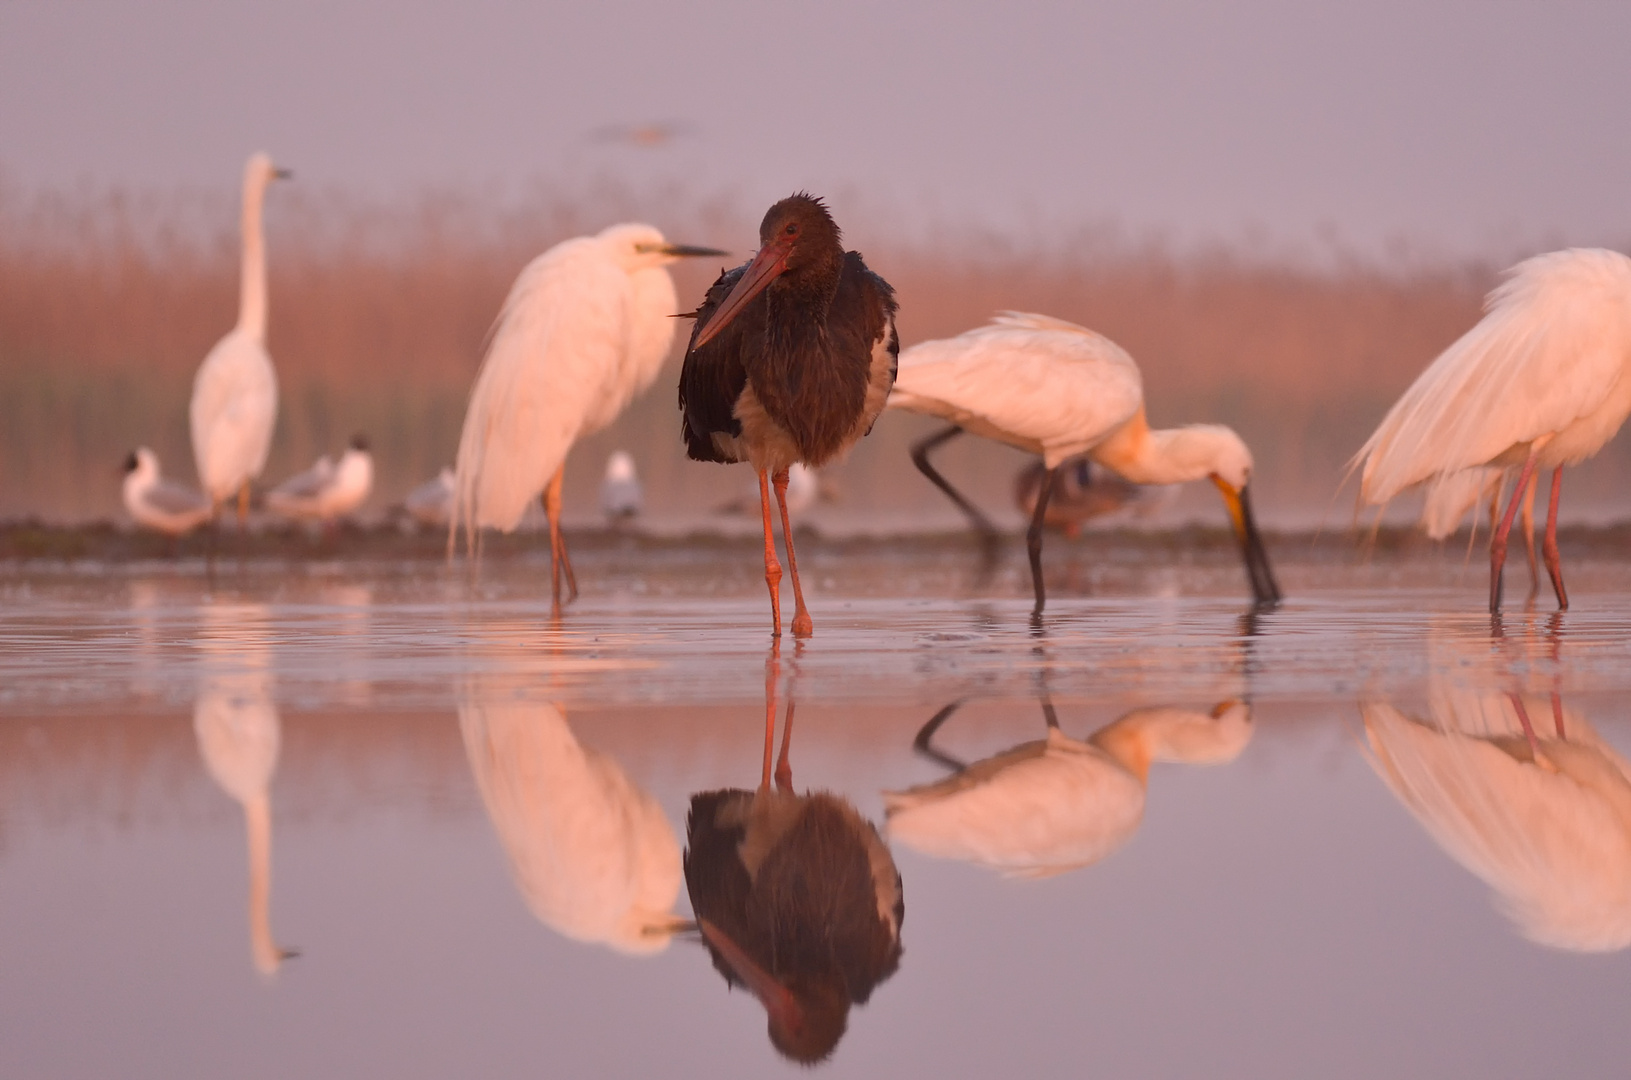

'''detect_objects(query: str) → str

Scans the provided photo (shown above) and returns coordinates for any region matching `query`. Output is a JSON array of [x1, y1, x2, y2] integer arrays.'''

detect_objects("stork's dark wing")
[[684, 789, 761, 989], [678, 263, 752, 463], [831, 252, 899, 396]]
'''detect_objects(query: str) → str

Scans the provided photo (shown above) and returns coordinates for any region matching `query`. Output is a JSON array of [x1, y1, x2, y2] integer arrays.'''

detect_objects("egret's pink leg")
[[1542, 467, 1568, 610], [772, 469, 813, 638], [758, 469, 783, 638], [1551, 691, 1567, 740], [1520, 471, 1540, 600], [1490, 451, 1539, 613], [544, 466, 577, 612], [1507, 692, 1542, 760]]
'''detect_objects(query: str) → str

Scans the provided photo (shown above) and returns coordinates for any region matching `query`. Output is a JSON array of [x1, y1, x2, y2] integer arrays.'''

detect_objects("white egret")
[[122, 448, 213, 537], [190, 152, 289, 528], [887, 312, 1280, 615], [459, 690, 685, 954], [452, 224, 724, 611], [885, 699, 1252, 878], [265, 434, 373, 523], [1354, 248, 1631, 612]]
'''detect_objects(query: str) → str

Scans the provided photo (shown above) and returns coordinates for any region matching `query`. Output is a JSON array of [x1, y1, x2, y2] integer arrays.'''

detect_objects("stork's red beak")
[[697, 917, 804, 1034], [692, 237, 794, 349]]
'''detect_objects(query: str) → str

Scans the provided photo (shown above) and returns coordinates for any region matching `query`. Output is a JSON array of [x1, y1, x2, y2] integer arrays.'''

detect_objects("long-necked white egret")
[[451, 224, 724, 610], [190, 152, 289, 528], [679, 194, 898, 638], [1354, 248, 1631, 612], [887, 312, 1281, 615], [122, 447, 213, 537], [265, 434, 373, 523]]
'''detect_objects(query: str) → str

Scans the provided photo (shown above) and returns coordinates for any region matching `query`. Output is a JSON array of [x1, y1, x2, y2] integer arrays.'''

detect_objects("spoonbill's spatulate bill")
[[888, 312, 1281, 615], [190, 152, 289, 530], [678, 194, 898, 638], [452, 224, 724, 612], [1355, 248, 1631, 613]]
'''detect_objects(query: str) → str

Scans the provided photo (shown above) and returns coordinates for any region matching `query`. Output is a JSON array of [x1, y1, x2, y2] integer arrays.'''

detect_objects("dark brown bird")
[[1014, 458, 1156, 538], [679, 194, 899, 637], [684, 678, 903, 1064]]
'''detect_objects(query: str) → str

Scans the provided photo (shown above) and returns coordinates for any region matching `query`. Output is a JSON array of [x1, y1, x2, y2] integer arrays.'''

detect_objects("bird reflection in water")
[[459, 688, 687, 954], [193, 601, 298, 975], [887, 697, 1252, 877], [1362, 682, 1631, 952], [684, 645, 904, 1064]]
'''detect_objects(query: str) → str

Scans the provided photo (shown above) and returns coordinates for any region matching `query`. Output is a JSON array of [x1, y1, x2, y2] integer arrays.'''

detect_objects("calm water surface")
[[5, 552, 1631, 1078]]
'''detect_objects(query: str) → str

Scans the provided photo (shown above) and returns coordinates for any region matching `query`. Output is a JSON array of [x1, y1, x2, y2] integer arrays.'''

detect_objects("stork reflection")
[[887, 696, 1252, 877], [684, 645, 904, 1064], [193, 601, 297, 975], [1362, 683, 1631, 952]]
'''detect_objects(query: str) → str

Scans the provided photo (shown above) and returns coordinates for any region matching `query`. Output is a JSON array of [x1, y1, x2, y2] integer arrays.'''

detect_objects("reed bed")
[[4, 179, 1623, 528]]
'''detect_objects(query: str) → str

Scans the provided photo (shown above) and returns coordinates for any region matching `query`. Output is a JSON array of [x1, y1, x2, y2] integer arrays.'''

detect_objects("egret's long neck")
[[1092, 409, 1228, 486], [237, 175, 269, 340]]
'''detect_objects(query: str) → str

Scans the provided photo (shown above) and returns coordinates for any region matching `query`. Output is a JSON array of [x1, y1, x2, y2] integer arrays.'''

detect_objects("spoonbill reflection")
[[886, 698, 1252, 877], [460, 692, 684, 954], [1363, 687, 1631, 951], [1354, 248, 1631, 612], [888, 313, 1281, 617], [190, 152, 289, 529], [684, 648, 903, 1063], [194, 602, 296, 975], [679, 194, 899, 638], [453, 225, 725, 611]]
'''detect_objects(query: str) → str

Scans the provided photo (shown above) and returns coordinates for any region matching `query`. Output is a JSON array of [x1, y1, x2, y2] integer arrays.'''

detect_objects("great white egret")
[[887, 312, 1281, 615], [265, 434, 373, 523], [190, 152, 290, 528], [679, 194, 899, 638], [122, 447, 212, 536], [451, 224, 724, 610], [1354, 248, 1631, 612]]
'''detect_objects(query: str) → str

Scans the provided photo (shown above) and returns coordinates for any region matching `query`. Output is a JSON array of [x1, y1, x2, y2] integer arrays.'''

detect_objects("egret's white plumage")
[[600, 450, 643, 522], [888, 312, 1280, 608], [266, 437, 373, 522], [1354, 249, 1631, 608], [460, 692, 683, 955], [122, 448, 213, 536], [1363, 692, 1631, 952], [451, 223, 722, 605], [194, 602, 294, 975], [885, 702, 1252, 878], [190, 153, 287, 513]]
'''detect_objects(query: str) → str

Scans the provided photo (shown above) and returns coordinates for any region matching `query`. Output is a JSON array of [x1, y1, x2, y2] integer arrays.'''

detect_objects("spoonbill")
[[452, 224, 724, 611], [460, 689, 685, 954], [685, 683, 903, 1065], [190, 152, 289, 529], [122, 448, 213, 537], [679, 193, 898, 638], [265, 434, 373, 523], [1354, 248, 1631, 612], [888, 312, 1281, 615], [885, 698, 1251, 877]]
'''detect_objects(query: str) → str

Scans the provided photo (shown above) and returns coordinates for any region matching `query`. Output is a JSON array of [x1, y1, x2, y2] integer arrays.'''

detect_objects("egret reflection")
[[684, 647, 903, 1064], [193, 601, 296, 976], [459, 687, 686, 955], [1362, 686, 1631, 952], [886, 697, 1252, 877]]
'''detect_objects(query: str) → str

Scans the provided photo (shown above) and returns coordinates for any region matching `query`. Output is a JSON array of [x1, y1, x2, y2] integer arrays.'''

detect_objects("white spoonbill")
[[887, 312, 1281, 615], [885, 698, 1251, 878], [265, 434, 373, 523], [1354, 248, 1631, 612], [122, 448, 213, 537], [459, 689, 685, 954], [190, 152, 290, 528], [452, 225, 724, 610]]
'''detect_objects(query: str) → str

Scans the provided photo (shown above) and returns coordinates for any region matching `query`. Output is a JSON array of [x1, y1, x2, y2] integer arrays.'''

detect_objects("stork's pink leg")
[[544, 466, 577, 612], [758, 469, 783, 638], [772, 469, 813, 638], [1490, 451, 1539, 613], [774, 701, 796, 792], [1542, 467, 1568, 610], [761, 640, 780, 791], [1551, 691, 1567, 740]]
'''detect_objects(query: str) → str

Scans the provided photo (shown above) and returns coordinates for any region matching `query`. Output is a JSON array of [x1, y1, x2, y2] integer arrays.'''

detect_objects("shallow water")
[[6, 548, 1631, 1078]]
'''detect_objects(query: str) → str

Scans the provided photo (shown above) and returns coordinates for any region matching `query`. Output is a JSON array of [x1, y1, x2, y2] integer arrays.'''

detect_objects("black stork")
[[679, 194, 899, 638], [683, 655, 904, 1063]]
